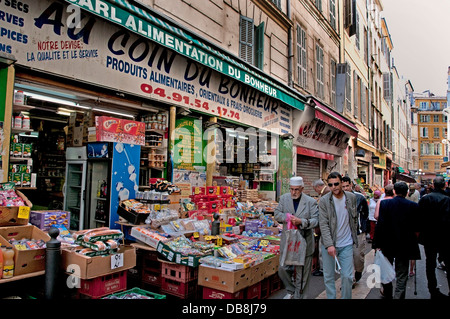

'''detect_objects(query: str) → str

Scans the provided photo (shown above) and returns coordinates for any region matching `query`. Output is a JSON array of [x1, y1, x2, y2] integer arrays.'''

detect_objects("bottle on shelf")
[[97, 180, 101, 198], [101, 180, 107, 198], [3, 247, 15, 279]]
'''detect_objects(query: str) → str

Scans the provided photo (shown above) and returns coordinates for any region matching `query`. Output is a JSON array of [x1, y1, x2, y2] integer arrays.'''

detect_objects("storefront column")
[[206, 117, 217, 187], [167, 106, 177, 182], [0, 64, 15, 182]]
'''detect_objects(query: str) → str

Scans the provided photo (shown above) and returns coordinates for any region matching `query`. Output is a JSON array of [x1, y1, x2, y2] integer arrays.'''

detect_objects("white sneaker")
[[283, 293, 293, 299]]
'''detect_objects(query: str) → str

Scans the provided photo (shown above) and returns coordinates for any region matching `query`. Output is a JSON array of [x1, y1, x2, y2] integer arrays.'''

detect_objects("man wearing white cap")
[[274, 176, 319, 299]]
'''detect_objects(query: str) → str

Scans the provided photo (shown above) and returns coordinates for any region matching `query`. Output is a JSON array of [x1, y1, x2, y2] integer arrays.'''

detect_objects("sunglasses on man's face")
[[328, 182, 340, 187]]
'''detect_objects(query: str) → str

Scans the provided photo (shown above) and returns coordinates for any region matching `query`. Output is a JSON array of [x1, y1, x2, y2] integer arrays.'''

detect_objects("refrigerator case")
[[85, 142, 113, 229], [63, 147, 87, 231], [85, 142, 140, 230]]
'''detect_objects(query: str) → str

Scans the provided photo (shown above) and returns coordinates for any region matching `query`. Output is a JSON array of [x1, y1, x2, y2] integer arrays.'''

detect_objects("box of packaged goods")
[[0, 183, 33, 226], [130, 225, 169, 249], [156, 236, 214, 267], [0, 225, 50, 276], [95, 116, 145, 146], [62, 227, 136, 279], [29, 210, 70, 231], [117, 199, 151, 225]]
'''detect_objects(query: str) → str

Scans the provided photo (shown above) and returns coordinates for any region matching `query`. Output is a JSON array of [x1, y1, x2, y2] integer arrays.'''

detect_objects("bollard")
[[45, 227, 61, 299]]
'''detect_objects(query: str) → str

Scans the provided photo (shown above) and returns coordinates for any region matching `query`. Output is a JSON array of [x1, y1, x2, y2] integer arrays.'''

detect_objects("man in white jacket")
[[274, 176, 319, 299]]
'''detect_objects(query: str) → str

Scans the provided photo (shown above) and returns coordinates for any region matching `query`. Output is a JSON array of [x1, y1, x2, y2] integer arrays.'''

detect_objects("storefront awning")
[[396, 173, 416, 184], [297, 146, 334, 160], [356, 139, 377, 154], [66, 0, 306, 112], [311, 99, 358, 137]]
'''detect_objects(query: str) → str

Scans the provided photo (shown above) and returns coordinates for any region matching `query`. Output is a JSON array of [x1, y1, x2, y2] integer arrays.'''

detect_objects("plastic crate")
[[269, 273, 281, 294], [245, 281, 261, 299], [202, 286, 244, 299], [142, 268, 162, 286], [161, 261, 198, 283], [260, 277, 270, 299], [161, 277, 197, 299], [79, 270, 127, 299], [103, 287, 166, 299]]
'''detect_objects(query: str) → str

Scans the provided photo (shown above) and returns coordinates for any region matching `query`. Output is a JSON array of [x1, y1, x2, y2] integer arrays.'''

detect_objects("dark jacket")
[[353, 191, 369, 234], [372, 196, 421, 260], [418, 189, 450, 248]]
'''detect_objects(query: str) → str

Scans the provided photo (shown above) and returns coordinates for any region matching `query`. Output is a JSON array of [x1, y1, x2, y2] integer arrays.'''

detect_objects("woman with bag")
[[274, 176, 319, 299]]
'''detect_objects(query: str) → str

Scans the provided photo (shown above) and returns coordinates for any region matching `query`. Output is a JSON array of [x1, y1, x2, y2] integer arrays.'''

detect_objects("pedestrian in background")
[[342, 176, 369, 285], [374, 184, 394, 220], [312, 179, 330, 277], [372, 181, 421, 299], [275, 176, 319, 299], [418, 176, 450, 299], [406, 183, 420, 203], [368, 190, 381, 242], [319, 172, 358, 299]]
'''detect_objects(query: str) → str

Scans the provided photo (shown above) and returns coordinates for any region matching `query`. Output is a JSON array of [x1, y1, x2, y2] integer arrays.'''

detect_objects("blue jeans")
[[321, 244, 354, 299]]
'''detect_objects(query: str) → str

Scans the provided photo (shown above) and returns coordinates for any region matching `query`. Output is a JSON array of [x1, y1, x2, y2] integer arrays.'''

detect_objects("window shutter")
[[255, 22, 265, 70], [240, 16, 254, 65]]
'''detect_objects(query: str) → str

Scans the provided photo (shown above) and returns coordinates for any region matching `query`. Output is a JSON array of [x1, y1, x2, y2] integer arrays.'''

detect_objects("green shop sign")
[[65, 0, 305, 111]]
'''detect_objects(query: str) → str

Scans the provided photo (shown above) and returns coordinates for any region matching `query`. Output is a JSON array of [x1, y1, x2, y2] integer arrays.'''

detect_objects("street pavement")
[[270, 244, 449, 299]]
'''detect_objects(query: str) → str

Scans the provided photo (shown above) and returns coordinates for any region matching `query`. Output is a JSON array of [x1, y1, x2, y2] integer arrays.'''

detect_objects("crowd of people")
[[275, 172, 450, 299]]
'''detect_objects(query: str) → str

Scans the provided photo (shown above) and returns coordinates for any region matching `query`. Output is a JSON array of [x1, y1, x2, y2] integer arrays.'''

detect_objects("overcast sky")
[[381, 0, 450, 97]]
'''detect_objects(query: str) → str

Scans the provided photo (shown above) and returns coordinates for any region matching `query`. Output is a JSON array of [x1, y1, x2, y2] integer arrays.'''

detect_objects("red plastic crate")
[[269, 273, 281, 294], [245, 281, 261, 299], [142, 268, 162, 286], [161, 261, 198, 283], [202, 286, 244, 299], [79, 270, 127, 299], [260, 277, 270, 299], [161, 277, 197, 298]]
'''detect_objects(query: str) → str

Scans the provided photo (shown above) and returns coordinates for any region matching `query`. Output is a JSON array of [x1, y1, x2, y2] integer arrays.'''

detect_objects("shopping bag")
[[279, 229, 307, 267], [374, 250, 396, 284]]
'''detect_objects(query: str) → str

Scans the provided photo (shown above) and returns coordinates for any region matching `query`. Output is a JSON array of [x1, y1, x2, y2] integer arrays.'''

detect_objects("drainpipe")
[[287, 0, 293, 87]]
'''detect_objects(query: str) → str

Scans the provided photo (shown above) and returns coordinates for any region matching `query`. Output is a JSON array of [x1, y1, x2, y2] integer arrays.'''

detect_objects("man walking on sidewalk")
[[275, 176, 319, 299], [319, 172, 358, 299], [418, 176, 450, 299], [372, 181, 421, 299]]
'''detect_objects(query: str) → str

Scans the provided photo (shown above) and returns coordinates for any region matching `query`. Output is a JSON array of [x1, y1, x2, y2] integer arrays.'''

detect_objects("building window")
[[420, 115, 430, 122], [434, 127, 440, 138], [270, 0, 281, 9], [330, 58, 336, 107], [433, 115, 440, 122], [435, 162, 441, 170], [444, 115, 448, 122], [346, 62, 352, 112], [444, 127, 448, 139], [420, 143, 430, 155], [355, 11, 360, 50], [434, 143, 442, 155], [239, 16, 254, 65], [315, 0, 322, 12], [353, 72, 359, 118], [419, 102, 429, 110], [383, 73, 391, 101], [297, 24, 307, 89], [423, 161, 429, 170], [431, 102, 440, 110], [239, 16, 264, 69], [420, 127, 428, 138], [316, 44, 324, 99], [329, 0, 336, 30], [361, 84, 367, 125]]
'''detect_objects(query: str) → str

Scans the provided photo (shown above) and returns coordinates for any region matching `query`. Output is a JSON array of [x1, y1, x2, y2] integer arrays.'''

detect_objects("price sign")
[[111, 253, 124, 269], [18, 206, 30, 219]]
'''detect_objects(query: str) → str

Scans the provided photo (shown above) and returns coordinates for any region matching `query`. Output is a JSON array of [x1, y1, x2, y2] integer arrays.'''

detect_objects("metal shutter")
[[296, 155, 321, 197]]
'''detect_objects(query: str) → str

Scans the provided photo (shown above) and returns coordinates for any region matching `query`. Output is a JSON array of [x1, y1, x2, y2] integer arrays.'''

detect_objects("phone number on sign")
[[140, 84, 240, 120]]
